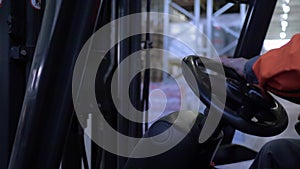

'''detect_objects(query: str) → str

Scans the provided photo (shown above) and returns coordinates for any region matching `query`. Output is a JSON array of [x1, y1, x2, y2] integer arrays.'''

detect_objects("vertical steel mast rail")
[[8, 0, 98, 168]]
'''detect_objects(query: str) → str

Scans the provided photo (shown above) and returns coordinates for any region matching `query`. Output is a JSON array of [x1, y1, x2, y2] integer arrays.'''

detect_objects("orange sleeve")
[[252, 34, 300, 97]]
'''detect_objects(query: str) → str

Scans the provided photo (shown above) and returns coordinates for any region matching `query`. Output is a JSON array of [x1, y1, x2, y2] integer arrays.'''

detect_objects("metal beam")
[[234, 0, 278, 58], [0, 1, 11, 168]]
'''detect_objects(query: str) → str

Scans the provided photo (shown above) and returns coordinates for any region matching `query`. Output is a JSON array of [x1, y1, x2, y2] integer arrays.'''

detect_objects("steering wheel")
[[182, 55, 288, 137]]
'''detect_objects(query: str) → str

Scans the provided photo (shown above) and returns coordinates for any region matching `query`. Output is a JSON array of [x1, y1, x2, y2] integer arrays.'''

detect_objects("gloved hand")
[[220, 57, 248, 78]]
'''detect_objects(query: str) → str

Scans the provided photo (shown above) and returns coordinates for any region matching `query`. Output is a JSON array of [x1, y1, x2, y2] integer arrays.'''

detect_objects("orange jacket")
[[253, 34, 300, 98]]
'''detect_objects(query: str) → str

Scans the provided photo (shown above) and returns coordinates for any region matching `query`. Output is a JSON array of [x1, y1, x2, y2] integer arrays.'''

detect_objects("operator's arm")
[[252, 33, 300, 95], [222, 33, 300, 98]]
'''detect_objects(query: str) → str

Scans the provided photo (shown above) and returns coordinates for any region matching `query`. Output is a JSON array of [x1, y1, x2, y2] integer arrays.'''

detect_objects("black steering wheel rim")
[[182, 55, 288, 137]]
